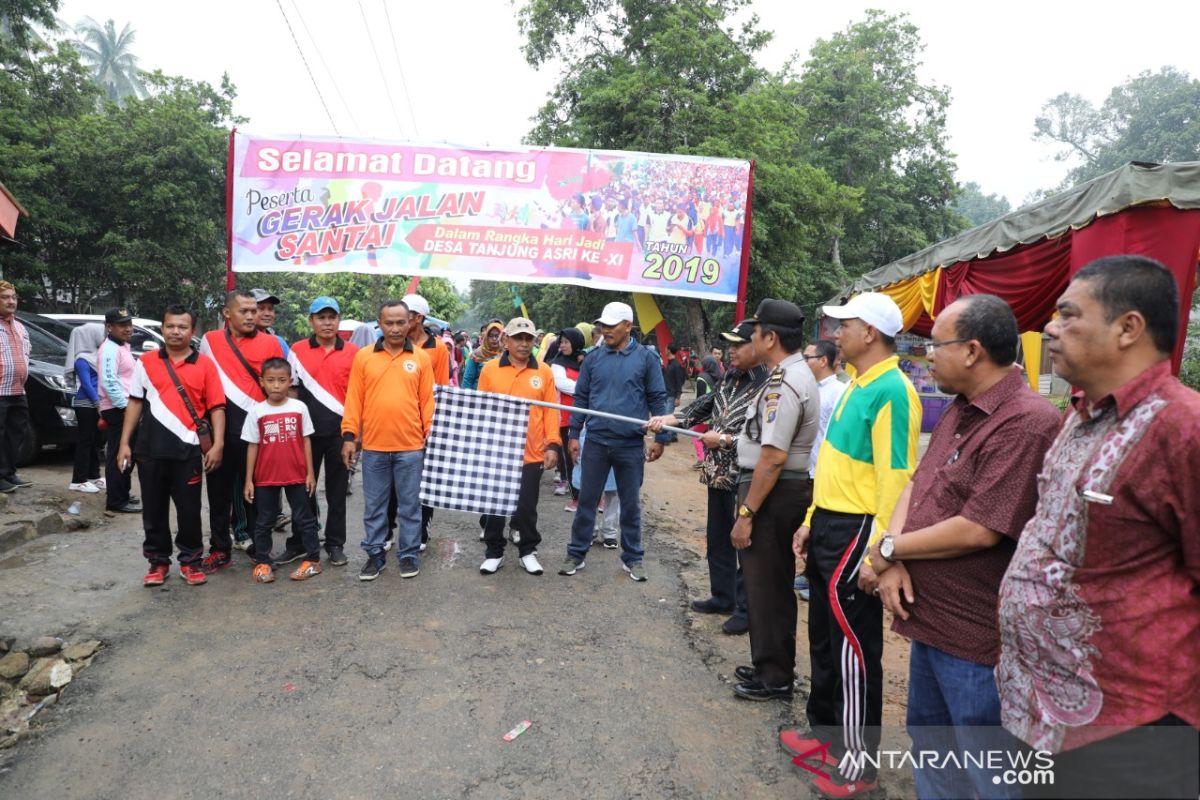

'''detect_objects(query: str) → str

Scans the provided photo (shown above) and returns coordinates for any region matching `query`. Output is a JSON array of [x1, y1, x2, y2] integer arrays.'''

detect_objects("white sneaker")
[[419, 542, 428, 552], [232, 538, 253, 551], [93, 477, 106, 490], [510, 529, 521, 544], [69, 481, 100, 493], [519, 554, 544, 575], [553, 480, 567, 496], [383, 539, 393, 551], [479, 556, 503, 574]]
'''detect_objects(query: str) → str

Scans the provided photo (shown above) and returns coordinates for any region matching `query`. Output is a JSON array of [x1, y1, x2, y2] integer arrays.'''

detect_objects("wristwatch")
[[737, 504, 756, 519], [879, 535, 896, 563]]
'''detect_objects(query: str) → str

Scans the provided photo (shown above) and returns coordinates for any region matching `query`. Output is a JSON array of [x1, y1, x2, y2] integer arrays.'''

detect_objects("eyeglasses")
[[926, 337, 971, 353], [802, 354, 821, 360]]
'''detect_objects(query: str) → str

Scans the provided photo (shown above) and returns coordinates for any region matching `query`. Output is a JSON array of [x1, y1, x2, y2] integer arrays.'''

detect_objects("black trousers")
[[1022, 714, 1198, 799], [706, 487, 746, 613], [0, 395, 29, 481], [285, 433, 347, 553], [101, 407, 133, 508], [482, 462, 543, 558], [206, 432, 255, 553], [138, 454, 204, 567], [556, 425, 577, 499], [738, 478, 811, 688], [805, 508, 883, 782], [71, 405, 102, 484], [254, 483, 320, 565]]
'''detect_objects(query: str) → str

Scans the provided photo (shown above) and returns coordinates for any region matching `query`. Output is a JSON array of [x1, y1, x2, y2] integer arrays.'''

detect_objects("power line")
[[356, 0, 406, 137], [380, 0, 420, 138], [289, 0, 363, 136], [274, 0, 339, 135]]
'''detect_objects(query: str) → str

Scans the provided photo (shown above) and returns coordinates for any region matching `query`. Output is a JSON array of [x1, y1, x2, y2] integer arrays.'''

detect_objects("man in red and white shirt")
[[199, 290, 285, 572], [0, 281, 31, 493], [281, 296, 358, 567], [117, 306, 226, 586], [998, 256, 1200, 799]]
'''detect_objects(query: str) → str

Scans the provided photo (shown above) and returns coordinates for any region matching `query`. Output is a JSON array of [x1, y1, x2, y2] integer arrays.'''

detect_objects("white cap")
[[594, 301, 634, 326], [821, 292, 903, 337], [402, 294, 430, 317]]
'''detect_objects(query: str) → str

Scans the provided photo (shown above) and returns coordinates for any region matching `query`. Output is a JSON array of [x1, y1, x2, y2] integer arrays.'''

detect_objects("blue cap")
[[309, 296, 340, 315]]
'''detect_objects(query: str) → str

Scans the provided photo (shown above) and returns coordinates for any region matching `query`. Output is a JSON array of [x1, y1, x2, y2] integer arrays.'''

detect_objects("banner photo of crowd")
[[228, 131, 752, 302]]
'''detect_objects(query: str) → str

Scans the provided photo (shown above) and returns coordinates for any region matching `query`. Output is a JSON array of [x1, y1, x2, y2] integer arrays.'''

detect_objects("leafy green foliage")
[[1033, 67, 1200, 189], [71, 17, 148, 103], [954, 182, 1011, 227], [796, 10, 964, 273], [0, 22, 238, 328]]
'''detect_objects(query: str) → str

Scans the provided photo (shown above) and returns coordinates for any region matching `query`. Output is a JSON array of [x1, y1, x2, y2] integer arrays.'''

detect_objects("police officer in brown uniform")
[[730, 299, 819, 701]]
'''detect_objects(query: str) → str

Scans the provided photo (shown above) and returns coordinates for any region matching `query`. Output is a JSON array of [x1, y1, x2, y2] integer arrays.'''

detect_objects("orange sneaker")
[[252, 563, 275, 583], [143, 563, 169, 586], [290, 560, 322, 581], [179, 564, 207, 586]]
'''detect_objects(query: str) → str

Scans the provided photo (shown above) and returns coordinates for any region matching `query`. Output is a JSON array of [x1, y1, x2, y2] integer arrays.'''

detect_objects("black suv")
[[14, 311, 79, 465]]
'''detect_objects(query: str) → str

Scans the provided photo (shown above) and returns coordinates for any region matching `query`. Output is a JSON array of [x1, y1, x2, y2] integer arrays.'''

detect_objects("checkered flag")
[[420, 385, 530, 516]]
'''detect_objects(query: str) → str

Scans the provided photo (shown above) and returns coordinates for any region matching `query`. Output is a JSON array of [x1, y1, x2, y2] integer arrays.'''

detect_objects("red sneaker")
[[143, 563, 169, 586], [811, 773, 878, 798], [779, 728, 824, 757], [201, 550, 232, 574], [289, 560, 322, 581], [179, 564, 208, 585], [252, 563, 275, 583]]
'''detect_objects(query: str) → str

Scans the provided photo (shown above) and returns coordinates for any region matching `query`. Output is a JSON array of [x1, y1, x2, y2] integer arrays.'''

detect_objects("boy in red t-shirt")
[[242, 358, 318, 582]]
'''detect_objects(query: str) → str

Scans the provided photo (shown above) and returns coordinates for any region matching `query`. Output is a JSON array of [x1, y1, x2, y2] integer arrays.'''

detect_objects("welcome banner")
[[228, 131, 751, 302]]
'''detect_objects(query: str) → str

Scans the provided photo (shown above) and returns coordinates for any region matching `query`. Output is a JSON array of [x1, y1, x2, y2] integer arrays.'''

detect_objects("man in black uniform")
[[729, 299, 819, 701]]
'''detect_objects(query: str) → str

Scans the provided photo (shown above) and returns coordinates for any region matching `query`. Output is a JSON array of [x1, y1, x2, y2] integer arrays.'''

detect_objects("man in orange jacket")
[[341, 300, 434, 582], [477, 317, 560, 576]]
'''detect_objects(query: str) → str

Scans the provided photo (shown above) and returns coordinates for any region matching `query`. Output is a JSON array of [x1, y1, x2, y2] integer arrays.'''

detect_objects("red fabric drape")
[[926, 205, 1199, 371], [932, 233, 1073, 332], [1070, 206, 1200, 371]]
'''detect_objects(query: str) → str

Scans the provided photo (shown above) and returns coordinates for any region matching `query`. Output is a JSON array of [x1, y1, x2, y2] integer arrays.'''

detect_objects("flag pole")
[[524, 398, 703, 439]]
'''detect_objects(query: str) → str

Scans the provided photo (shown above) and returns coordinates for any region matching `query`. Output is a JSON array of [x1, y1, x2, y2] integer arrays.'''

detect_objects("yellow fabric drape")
[[878, 269, 942, 330], [1020, 331, 1042, 393], [631, 293, 665, 334]]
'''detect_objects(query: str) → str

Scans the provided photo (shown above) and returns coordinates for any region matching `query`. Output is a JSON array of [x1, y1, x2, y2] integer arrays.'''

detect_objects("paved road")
[[0, 450, 842, 799]]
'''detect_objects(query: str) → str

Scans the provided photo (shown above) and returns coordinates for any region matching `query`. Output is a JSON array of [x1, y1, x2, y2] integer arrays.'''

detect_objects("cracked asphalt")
[[1, 442, 870, 800]]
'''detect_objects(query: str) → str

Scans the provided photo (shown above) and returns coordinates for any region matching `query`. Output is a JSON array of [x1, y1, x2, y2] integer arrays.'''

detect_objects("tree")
[[71, 17, 147, 103], [954, 182, 1011, 227], [516, 0, 859, 345], [796, 10, 964, 274], [1033, 67, 1200, 188]]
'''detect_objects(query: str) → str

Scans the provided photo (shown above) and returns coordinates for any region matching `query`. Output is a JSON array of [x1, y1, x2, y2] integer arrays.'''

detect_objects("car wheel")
[[16, 422, 40, 467]]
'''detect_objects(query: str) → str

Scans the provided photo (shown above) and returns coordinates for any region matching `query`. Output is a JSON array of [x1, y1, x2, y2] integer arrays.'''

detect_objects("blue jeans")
[[568, 440, 644, 565], [361, 449, 423, 561], [906, 640, 1020, 799]]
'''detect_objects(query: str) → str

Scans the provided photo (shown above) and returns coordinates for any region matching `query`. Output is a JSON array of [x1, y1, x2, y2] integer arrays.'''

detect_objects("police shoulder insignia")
[[767, 367, 785, 387]]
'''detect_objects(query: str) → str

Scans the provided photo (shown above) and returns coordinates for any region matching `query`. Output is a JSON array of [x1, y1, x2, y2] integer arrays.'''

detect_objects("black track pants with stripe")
[[805, 508, 884, 782]]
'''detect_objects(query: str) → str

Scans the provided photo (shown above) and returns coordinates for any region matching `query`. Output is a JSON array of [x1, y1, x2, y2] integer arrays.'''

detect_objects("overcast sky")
[[56, 0, 1200, 207]]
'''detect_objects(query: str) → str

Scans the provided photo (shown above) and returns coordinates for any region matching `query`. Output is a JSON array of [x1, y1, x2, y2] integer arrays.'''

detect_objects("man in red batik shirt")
[[997, 255, 1200, 799]]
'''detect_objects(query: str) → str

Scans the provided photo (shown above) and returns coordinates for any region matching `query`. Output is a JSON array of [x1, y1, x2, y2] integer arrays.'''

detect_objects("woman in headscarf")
[[548, 327, 585, 508], [65, 323, 107, 493], [461, 320, 504, 390]]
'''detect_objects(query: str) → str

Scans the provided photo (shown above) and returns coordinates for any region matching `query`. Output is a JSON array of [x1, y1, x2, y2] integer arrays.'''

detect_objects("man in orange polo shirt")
[[341, 300, 434, 581], [477, 317, 560, 576]]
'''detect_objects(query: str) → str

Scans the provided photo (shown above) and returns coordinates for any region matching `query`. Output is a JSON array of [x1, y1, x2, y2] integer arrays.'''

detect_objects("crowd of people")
[[0, 252, 1196, 799]]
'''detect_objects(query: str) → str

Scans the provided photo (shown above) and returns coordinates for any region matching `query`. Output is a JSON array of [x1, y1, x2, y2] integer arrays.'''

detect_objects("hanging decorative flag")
[[420, 385, 529, 516]]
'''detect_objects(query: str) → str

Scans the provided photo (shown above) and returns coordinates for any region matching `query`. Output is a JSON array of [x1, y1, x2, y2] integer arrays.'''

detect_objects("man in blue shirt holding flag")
[[559, 301, 672, 581]]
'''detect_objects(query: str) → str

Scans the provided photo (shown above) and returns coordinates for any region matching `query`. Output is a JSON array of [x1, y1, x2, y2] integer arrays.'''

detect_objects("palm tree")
[[72, 17, 147, 103]]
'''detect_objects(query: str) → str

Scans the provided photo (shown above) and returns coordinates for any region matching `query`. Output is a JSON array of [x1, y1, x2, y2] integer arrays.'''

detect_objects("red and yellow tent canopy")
[[827, 161, 1200, 373]]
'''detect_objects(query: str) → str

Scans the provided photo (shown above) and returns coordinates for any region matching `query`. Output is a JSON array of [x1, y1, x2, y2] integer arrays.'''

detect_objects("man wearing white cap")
[[404, 293, 451, 550], [559, 301, 671, 581], [786, 292, 922, 799]]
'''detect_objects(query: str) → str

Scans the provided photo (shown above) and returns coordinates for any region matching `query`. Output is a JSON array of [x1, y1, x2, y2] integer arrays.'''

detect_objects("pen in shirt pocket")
[[1078, 487, 1114, 505]]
